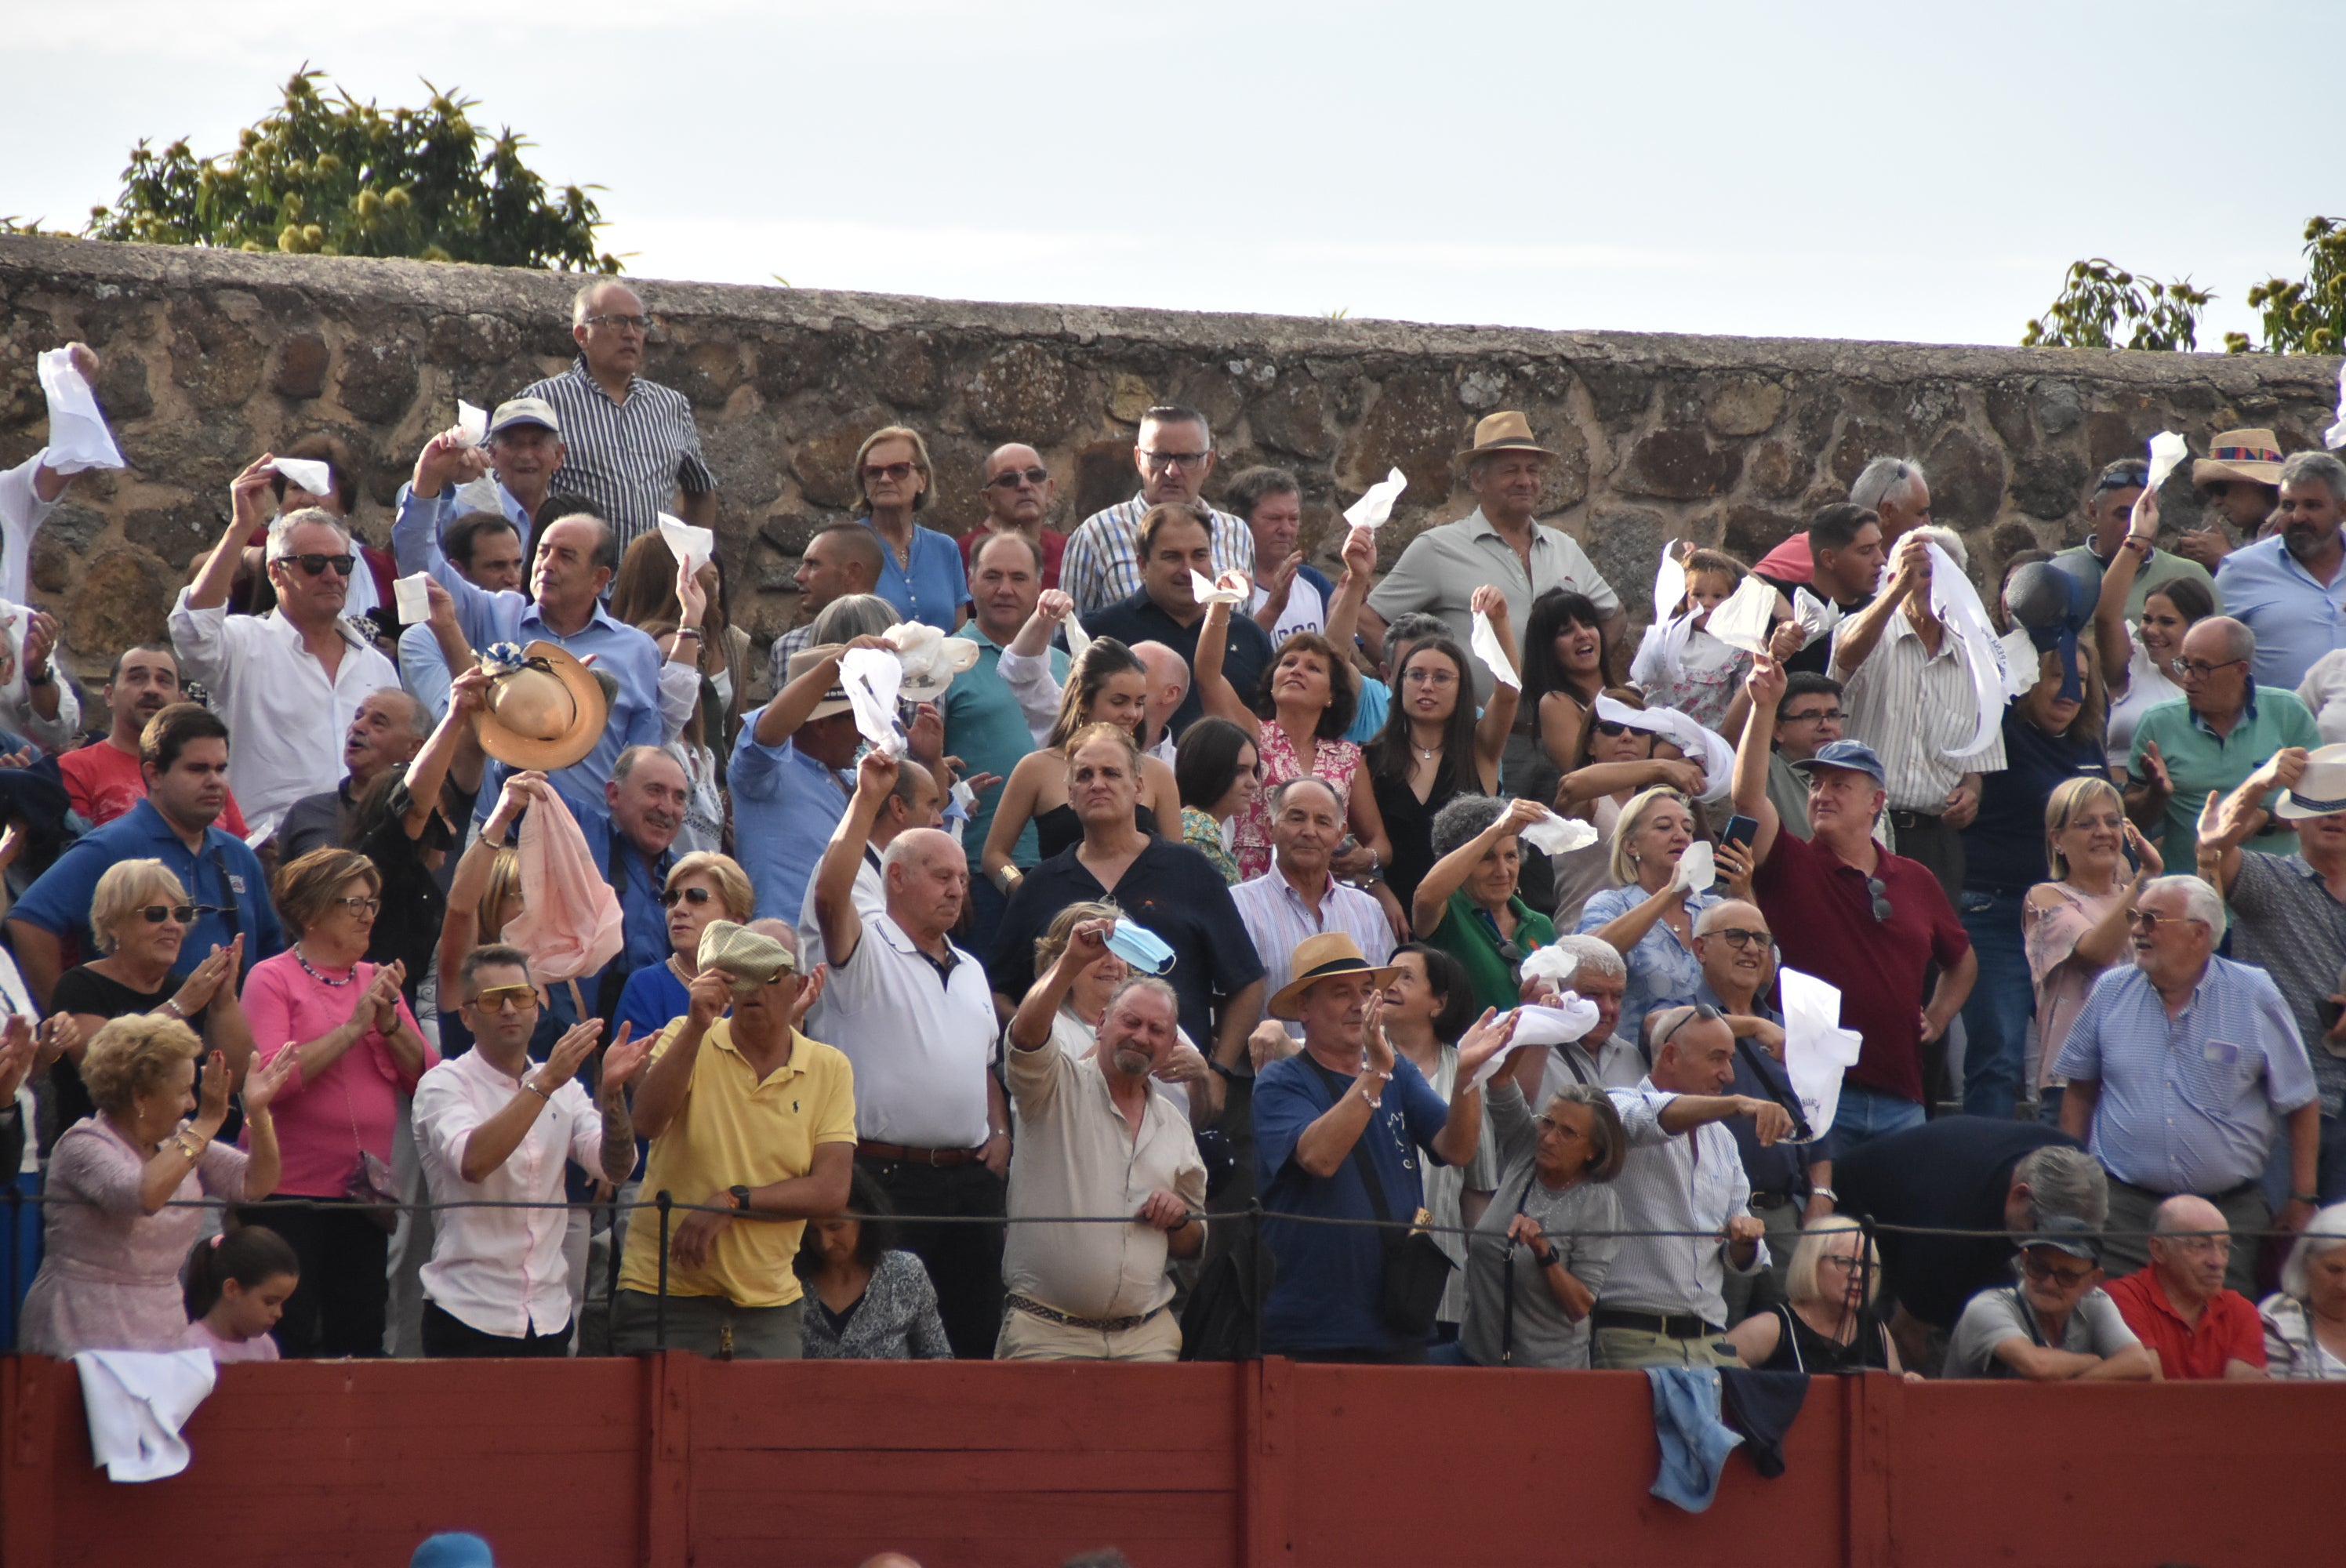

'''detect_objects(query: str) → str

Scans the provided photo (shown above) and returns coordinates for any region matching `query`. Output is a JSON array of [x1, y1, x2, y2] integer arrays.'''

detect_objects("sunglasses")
[[283, 553, 357, 578], [661, 886, 715, 909], [1592, 720, 1634, 738], [2019, 1252, 2097, 1287], [2095, 468, 2149, 493], [137, 904, 198, 925], [467, 985, 539, 1014], [1866, 876, 1893, 924], [1656, 1002, 1722, 1049], [862, 461, 919, 483], [986, 466, 1050, 489], [1711, 927, 1774, 951]]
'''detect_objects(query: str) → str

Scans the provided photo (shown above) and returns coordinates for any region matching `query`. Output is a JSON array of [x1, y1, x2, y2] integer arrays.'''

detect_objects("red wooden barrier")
[[4, 1354, 2337, 1567]]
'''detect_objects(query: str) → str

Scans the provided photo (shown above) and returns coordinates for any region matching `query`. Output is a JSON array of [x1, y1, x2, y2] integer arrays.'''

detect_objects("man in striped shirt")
[[1233, 777, 1396, 1041], [517, 281, 717, 547], [1061, 405, 1253, 615]]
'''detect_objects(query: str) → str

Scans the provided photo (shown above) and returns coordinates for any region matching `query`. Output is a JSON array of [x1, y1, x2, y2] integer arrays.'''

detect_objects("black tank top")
[[1034, 802, 1160, 860]]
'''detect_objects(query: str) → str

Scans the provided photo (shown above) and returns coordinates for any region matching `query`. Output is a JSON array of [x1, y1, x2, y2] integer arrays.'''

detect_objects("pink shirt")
[[181, 1315, 281, 1363], [242, 949, 434, 1196]]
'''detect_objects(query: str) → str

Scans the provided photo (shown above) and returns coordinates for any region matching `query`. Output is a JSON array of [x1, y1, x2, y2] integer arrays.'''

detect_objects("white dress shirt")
[[0, 596, 80, 753], [412, 1047, 613, 1339], [1601, 1078, 1767, 1327], [166, 591, 400, 842]]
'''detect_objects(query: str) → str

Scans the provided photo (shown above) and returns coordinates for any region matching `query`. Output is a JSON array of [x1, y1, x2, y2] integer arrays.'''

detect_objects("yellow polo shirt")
[[616, 1020, 857, 1308]]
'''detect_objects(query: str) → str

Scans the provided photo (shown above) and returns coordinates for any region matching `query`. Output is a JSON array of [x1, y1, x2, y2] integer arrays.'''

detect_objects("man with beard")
[[57, 644, 252, 837], [2216, 450, 2346, 691]]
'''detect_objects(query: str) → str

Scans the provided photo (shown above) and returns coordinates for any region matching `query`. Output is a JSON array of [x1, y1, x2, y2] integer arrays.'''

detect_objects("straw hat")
[[697, 919, 798, 985], [784, 644, 854, 720], [2274, 743, 2346, 822], [474, 641, 605, 771], [1456, 410, 1556, 463], [1268, 932, 1404, 1022], [2192, 429, 2284, 489]]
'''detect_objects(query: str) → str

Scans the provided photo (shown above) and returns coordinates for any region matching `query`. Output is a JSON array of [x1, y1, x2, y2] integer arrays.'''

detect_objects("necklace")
[[292, 944, 355, 987], [1413, 745, 1440, 761], [668, 955, 694, 985]]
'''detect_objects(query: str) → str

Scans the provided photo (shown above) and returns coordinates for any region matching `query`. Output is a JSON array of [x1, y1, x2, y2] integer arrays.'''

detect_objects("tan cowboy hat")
[[2192, 428, 2284, 490], [1456, 410, 1556, 463], [1269, 932, 1404, 1022], [474, 641, 606, 771], [2274, 743, 2346, 822], [785, 644, 854, 720]]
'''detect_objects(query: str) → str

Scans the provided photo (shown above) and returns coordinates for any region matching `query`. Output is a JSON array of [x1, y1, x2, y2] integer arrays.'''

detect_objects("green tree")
[[2021, 259, 2214, 351], [2237, 217, 2346, 354], [82, 67, 619, 271]]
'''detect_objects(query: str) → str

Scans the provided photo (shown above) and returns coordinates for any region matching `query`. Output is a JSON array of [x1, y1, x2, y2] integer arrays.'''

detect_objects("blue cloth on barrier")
[[1646, 1365, 1743, 1512]]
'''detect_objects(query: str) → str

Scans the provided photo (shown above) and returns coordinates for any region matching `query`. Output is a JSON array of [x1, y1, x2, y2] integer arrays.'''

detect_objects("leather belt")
[[1592, 1308, 1723, 1339], [1748, 1189, 1798, 1210], [2112, 1176, 2260, 1205], [1889, 808, 1945, 831], [857, 1140, 981, 1167], [1007, 1293, 1164, 1334]]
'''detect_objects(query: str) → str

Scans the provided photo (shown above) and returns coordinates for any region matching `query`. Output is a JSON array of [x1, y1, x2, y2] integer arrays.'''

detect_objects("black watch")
[[1534, 1247, 1560, 1269], [728, 1184, 753, 1214]]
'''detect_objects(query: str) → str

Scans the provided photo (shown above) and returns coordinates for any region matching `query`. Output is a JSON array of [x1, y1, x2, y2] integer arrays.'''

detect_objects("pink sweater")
[[242, 950, 434, 1196]]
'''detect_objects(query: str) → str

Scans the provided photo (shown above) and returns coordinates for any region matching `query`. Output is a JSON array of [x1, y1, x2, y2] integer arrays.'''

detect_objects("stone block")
[[272, 334, 331, 400], [96, 348, 154, 420], [64, 548, 179, 657], [1073, 438, 1138, 523], [1983, 381, 2032, 448], [1745, 439, 1807, 501], [2034, 379, 2084, 437], [338, 338, 422, 425], [1582, 504, 1670, 615], [1704, 377, 1785, 437], [1342, 371, 1465, 514], [1619, 426, 1744, 500], [124, 499, 222, 566], [425, 312, 524, 368], [965, 342, 1087, 443], [751, 328, 835, 402], [1106, 372, 1155, 426], [2010, 451, 2089, 522], [1921, 426, 2006, 529], [1249, 376, 1336, 460], [169, 315, 268, 409], [1723, 503, 1807, 565], [790, 407, 891, 510]]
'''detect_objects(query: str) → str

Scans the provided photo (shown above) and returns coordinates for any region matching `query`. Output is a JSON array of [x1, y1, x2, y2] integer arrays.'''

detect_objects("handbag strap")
[[1731, 1030, 1815, 1142], [1499, 1171, 1541, 1366], [1300, 1056, 1394, 1226]]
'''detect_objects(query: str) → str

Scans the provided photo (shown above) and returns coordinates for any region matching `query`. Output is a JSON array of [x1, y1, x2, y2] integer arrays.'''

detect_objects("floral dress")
[[1233, 724, 1361, 881], [1181, 806, 1241, 885]]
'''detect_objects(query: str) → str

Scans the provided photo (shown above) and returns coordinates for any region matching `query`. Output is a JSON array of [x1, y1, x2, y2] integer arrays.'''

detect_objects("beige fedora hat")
[[2192, 428, 2284, 489], [1456, 410, 1557, 463], [784, 644, 854, 720], [1268, 932, 1404, 1022], [474, 641, 607, 771]]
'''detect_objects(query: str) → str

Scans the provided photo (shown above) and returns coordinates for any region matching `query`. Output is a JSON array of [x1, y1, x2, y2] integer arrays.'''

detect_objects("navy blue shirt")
[[1255, 1050, 1451, 1356], [1961, 706, 2108, 893], [1080, 589, 1276, 740], [1698, 985, 1836, 1197], [9, 800, 282, 979]]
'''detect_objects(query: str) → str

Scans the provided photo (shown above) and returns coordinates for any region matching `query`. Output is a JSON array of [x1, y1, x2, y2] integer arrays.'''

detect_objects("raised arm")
[[1411, 796, 1546, 937], [1322, 526, 1378, 663], [2094, 489, 2159, 698], [629, 970, 729, 1142], [1828, 533, 1927, 679], [1193, 591, 1262, 736], [1730, 655, 1785, 866], [2197, 750, 2300, 898], [1467, 584, 1523, 781], [1009, 916, 1113, 1051], [438, 771, 539, 998], [398, 668, 489, 840], [186, 457, 278, 612], [813, 749, 894, 967]]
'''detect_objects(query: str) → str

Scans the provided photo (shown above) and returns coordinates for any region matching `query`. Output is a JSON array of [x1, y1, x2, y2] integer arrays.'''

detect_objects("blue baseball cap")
[[1789, 739, 1886, 786], [412, 1534, 495, 1568]]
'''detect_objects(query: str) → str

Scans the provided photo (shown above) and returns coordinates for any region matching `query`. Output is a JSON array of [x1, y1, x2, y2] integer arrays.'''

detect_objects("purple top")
[[19, 1117, 250, 1357]]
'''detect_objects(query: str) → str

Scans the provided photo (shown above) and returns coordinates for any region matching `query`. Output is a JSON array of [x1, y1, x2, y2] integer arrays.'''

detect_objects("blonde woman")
[[852, 424, 968, 630], [1576, 786, 1717, 1049], [1727, 1217, 1904, 1374], [2024, 777, 2160, 1119]]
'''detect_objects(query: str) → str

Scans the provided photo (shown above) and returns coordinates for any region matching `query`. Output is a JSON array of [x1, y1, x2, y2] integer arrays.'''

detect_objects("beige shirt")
[[1003, 1041, 1207, 1321], [1367, 506, 1621, 701]]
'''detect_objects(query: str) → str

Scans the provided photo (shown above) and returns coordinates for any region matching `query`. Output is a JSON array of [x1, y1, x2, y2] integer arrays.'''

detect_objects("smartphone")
[[1721, 815, 1759, 851]]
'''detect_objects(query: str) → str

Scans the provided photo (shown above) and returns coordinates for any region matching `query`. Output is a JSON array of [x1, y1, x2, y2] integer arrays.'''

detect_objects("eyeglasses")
[[1403, 667, 1459, 688], [1534, 1116, 1587, 1141], [1592, 720, 1633, 738], [583, 313, 656, 334], [986, 466, 1050, 490], [1865, 876, 1893, 924], [1657, 1002, 1722, 1050], [1138, 449, 1210, 472], [862, 461, 919, 483], [282, 553, 356, 578], [467, 985, 539, 1014], [1711, 927, 1774, 951], [661, 886, 715, 909], [1781, 708, 1845, 725], [1817, 1254, 1865, 1273], [136, 904, 197, 925], [330, 895, 382, 916], [2018, 1252, 2097, 1287], [2170, 656, 2246, 681], [2125, 907, 2202, 933]]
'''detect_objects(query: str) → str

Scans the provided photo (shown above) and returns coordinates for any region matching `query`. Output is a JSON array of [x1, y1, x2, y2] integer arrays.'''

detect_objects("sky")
[[4, 1, 2332, 350]]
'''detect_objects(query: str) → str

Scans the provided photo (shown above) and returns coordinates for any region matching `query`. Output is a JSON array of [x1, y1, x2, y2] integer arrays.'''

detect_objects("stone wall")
[[4, 233, 2341, 679]]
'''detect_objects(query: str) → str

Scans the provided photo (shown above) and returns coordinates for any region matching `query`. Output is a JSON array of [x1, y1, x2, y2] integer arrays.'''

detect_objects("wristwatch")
[[728, 1184, 754, 1214]]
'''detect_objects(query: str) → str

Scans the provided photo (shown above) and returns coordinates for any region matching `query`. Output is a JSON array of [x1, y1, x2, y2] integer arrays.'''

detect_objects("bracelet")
[[1810, 1186, 1837, 1203], [674, 627, 703, 639], [1168, 1214, 1193, 1233], [521, 1078, 552, 1102], [2293, 1191, 2322, 1205], [174, 1131, 204, 1161], [26, 665, 53, 688], [992, 866, 1024, 894], [159, 998, 186, 1021]]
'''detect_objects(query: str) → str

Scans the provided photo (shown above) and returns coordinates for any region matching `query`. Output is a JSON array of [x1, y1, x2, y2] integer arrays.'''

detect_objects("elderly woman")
[[18, 1014, 294, 1356], [615, 851, 760, 1045], [242, 848, 436, 1358], [49, 858, 253, 1142], [2024, 778, 2160, 1121], [1458, 1079, 1626, 1368], [853, 424, 968, 630], [2261, 1201, 2346, 1378], [1728, 1217, 1902, 1373], [795, 1167, 953, 1359], [1575, 786, 1718, 1049], [1414, 795, 1559, 1013]]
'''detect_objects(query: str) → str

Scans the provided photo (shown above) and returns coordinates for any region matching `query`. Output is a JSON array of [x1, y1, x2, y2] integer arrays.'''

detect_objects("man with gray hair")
[[275, 688, 433, 861], [1233, 775, 1394, 1042], [172, 456, 401, 841], [514, 278, 717, 547], [2215, 448, 2346, 690], [2057, 874, 2322, 1293], [1062, 405, 1254, 615], [1524, 935, 1647, 1092], [1000, 919, 1205, 1361], [2126, 615, 2319, 867]]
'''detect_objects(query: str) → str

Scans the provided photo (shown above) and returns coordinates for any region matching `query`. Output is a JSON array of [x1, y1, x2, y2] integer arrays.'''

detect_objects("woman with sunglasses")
[[1362, 601, 1517, 920], [240, 848, 435, 1358], [1548, 689, 1707, 929], [1414, 795, 1557, 1014], [612, 851, 761, 1051], [1458, 1078, 1626, 1368], [852, 425, 969, 632], [49, 858, 251, 1149], [1576, 786, 1719, 1050]]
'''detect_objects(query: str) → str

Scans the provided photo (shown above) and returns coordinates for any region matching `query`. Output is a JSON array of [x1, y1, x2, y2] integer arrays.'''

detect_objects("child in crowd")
[[181, 1225, 300, 1363], [1632, 548, 1756, 735]]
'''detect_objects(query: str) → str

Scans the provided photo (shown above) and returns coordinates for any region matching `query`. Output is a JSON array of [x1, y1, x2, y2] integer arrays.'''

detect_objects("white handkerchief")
[[1998, 626, 2039, 698], [1189, 569, 1247, 606], [36, 350, 125, 474], [2146, 430, 2188, 491], [454, 473, 507, 517], [394, 572, 432, 625], [1470, 609, 1522, 689], [1779, 966, 1865, 1145], [1923, 542, 2012, 757], [1792, 586, 1842, 644], [951, 779, 978, 813], [2326, 365, 2346, 452], [1519, 810, 1598, 858], [1594, 695, 1734, 803], [1706, 573, 1779, 655], [1651, 539, 1687, 624], [1344, 466, 1408, 529], [657, 512, 714, 575], [1062, 615, 1091, 662], [839, 648, 906, 757], [1472, 998, 1601, 1089], [1520, 945, 1580, 991], [1672, 839, 1716, 893], [73, 1349, 216, 1483], [271, 457, 333, 495], [456, 400, 489, 448]]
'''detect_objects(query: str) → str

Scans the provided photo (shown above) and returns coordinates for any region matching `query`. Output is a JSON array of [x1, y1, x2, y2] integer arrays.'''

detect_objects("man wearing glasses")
[[2213, 449, 2346, 690], [960, 443, 1067, 591], [2051, 458, 2218, 625], [2125, 615, 2319, 867], [515, 280, 717, 549], [1727, 655, 1974, 1149], [2056, 875, 2321, 1294], [1061, 405, 1253, 616], [2101, 1195, 2268, 1379], [172, 456, 401, 844], [1944, 1216, 2156, 1381]]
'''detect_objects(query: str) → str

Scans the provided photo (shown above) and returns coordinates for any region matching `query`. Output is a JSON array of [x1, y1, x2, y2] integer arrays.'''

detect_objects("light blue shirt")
[[866, 521, 970, 631], [392, 477, 535, 564], [398, 621, 454, 720], [730, 728, 852, 922], [2214, 535, 2346, 691], [1576, 884, 1720, 1051], [941, 625, 1065, 871], [2053, 955, 2319, 1193]]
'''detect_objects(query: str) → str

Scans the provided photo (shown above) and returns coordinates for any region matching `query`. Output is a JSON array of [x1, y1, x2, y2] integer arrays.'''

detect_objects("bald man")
[[2102, 1193, 2267, 1379], [810, 750, 1011, 1358], [960, 442, 1067, 590], [1130, 639, 1191, 763]]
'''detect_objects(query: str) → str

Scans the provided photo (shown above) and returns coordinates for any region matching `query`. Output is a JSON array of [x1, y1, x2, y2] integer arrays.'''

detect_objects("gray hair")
[[1850, 456, 1927, 515], [1910, 523, 1967, 572], [1104, 975, 1179, 1024], [2279, 450, 2346, 503], [264, 505, 350, 563], [1693, 901, 1766, 938], [2142, 872, 2227, 942], [1138, 405, 1212, 453], [369, 687, 431, 739], [1429, 793, 1510, 858], [1545, 933, 1626, 980], [1382, 613, 1452, 675], [2280, 1201, 2346, 1301], [572, 278, 641, 326], [2013, 1145, 2109, 1230], [744, 916, 800, 966], [811, 593, 902, 643], [611, 744, 683, 789]]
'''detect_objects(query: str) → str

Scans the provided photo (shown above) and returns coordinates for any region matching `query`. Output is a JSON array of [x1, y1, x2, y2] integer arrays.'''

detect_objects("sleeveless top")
[[1035, 801, 1161, 860], [1233, 724, 1360, 881], [1371, 749, 1480, 916], [1756, 1302, 1892, 1374]]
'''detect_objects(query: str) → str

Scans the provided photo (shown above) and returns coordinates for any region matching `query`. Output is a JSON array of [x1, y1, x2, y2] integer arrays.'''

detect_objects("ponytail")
[[183, 1225, 300, 1320]]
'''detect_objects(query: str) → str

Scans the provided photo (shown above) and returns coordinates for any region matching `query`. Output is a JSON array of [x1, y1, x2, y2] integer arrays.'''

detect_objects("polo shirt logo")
[[227, 875, 247, 894]]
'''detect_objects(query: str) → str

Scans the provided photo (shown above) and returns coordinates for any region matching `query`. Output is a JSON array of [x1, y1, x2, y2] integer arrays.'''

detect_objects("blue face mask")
[[1105, 919, 1175, 976]]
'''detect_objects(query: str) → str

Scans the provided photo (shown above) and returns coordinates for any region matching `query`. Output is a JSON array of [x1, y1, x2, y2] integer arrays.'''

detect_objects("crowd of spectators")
[[2, 289, 2344, 1385]]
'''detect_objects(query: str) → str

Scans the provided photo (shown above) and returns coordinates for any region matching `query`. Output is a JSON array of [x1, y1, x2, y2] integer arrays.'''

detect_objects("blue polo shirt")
[[942, 625, 1066, 871], [731, 728, 852, 921], [865, 521, 971, 631], [9, 800, 282, 976], [2215, 535, 2346, 691]]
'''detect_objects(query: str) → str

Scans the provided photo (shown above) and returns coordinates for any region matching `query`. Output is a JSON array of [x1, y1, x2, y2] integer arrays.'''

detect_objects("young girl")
[[181, 1225, 300, 1363], [1631, 548, 1757, 735]]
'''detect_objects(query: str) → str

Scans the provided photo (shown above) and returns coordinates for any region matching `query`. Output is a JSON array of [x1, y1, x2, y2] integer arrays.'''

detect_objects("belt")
[[2112, 1176, 2261, 1205], [1592, 1308, 1723, 1339], [1749, 1189, 1799, 1210], [1889, 808, 1945, 830], [857, 1140, 981, 1167], [1007, 1293, 1164, 1334]]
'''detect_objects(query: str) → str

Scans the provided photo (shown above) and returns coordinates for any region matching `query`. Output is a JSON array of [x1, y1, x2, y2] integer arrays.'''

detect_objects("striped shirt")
[[1061, 495, 1255, 615], [1230, 867, 1394, 1037], [1833, 609, 2007, 811], [517, 358, 716, 546]]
